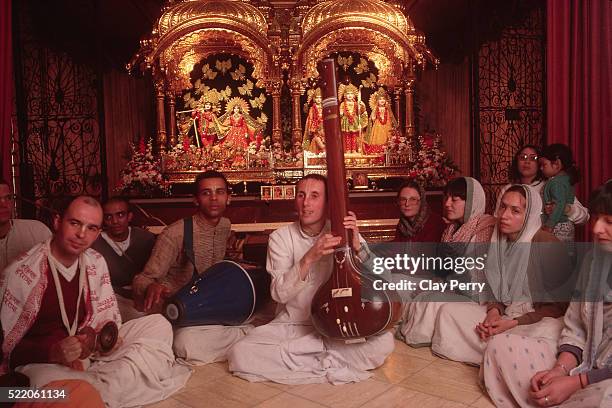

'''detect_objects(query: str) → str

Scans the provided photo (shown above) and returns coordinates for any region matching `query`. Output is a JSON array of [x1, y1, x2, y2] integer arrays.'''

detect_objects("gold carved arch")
[[158, 28, 269, 93], [297, 21, 422, 87], [299, 27, 408, 87]]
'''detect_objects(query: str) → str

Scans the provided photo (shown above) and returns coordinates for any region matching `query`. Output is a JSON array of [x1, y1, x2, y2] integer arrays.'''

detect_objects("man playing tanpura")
[[0, 196, 190, 407], [228, 174, 394, 384]]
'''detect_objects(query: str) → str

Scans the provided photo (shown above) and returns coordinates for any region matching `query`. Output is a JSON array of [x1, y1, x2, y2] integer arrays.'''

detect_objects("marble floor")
[[146, 340, 495, 408]]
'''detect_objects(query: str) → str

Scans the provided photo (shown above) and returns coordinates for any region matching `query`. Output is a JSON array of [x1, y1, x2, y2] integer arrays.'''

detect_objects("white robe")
[[227, 222, 394, 384], [0, 219, 52, 272], [173, 324, 251, 366], [0, 240, 191, 407]]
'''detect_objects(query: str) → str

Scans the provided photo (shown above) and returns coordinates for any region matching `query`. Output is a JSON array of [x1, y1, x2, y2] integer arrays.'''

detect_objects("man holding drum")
[[0, 196, 190, 407], [133, 170, 249, 365], [228, 174, 394, 384]]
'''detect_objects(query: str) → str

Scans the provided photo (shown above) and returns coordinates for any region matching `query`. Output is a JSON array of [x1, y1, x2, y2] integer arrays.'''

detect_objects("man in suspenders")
[[133, 170, 247, 365], [91, 196, 156, 322]]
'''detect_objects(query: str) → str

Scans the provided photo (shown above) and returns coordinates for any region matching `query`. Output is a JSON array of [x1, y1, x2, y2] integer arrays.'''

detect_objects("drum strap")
[[183, 217, 199, 278]]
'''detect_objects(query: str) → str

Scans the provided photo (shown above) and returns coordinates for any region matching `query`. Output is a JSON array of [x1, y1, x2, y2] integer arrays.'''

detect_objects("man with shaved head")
[[228, 174, 394, 384], [0, 196, 190, 407]]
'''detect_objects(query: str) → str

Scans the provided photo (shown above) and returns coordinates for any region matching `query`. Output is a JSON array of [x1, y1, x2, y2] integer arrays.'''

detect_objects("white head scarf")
[[463, 177, 487, 223], [484, 184, 543, 317]]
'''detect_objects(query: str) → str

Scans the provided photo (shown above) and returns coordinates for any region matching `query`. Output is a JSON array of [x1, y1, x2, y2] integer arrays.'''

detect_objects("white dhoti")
[[115, 293, 147, 322], [483, 334, 612, 408], [173, 324, 252, 365], [228, 323, 394, 385], [398, 292, 472, 346], [432, 303, 564, 366], [18, 314, 192, 408]]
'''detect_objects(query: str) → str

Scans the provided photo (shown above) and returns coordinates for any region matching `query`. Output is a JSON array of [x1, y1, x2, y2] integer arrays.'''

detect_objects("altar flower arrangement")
[[384, 132, 457, 187], [385, 132, 414, 165], [117, 139, 170, 196], [411, 134, 458, 187]]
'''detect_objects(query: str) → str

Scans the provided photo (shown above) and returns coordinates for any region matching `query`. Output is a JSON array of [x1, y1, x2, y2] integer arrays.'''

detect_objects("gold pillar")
[[166, 91, 177, 146], [270, 81, 282, 144], [393, 87, 403, 130], [155, 82, 167, 150], [404, 78, 416, 137], [290, 80, 303, 144]]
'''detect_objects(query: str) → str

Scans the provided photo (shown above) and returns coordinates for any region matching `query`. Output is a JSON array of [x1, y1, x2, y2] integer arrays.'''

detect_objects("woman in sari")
[[482, 180, 611, 407], [393, 180, 445, 243], [431, 185, 571, 365], [500, 145, 588, 225], [398, 177, 496, 345]]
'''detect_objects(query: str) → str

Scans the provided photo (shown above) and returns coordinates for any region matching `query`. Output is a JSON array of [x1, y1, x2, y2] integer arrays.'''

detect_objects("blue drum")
[[163, 260, 270, 327]]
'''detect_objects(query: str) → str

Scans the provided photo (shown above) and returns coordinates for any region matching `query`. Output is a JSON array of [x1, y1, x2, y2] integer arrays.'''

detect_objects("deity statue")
[[302, 88, 325, 154], [191, 100, 223, 147], [338, 83, 368, 153], [218, 97, 264, 149], [365, 88, 398, 154]]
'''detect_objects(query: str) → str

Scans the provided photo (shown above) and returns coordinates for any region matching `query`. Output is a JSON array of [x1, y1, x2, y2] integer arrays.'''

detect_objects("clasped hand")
[[475, 308, 518, 340], [529, 368, 581, 406]]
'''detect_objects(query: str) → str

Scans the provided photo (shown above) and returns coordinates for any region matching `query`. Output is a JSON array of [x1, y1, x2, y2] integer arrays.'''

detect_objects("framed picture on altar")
[[352, 171, 369, 189], [260, 186, 272, 201], [272, 185, 284, 200], [284, 185, 295, 200]]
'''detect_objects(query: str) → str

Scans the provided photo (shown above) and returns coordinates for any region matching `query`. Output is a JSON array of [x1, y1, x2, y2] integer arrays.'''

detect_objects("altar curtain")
[[417, 57, 471, 176], [102, 70, 155, 195], [0, 0, 12, 182], [546, 0, 611, 207]]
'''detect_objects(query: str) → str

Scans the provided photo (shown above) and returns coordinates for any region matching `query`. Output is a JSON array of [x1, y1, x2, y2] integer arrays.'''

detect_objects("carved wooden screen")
[[13, 2, 103, 217], [474, 5, 545, 212]]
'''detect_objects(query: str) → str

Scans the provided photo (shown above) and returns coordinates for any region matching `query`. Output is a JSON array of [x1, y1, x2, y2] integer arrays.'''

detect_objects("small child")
[[538, 143, 579, 242]]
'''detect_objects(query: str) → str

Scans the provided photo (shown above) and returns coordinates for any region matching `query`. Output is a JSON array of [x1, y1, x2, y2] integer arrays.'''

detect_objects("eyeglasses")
[[398, 197, 420, 205], [518, 154, 538, 162]]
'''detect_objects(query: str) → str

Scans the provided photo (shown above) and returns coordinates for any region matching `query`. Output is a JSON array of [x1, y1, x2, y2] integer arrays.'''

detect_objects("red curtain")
[[547, 0, 611, 205], [0, 0, 12, 182]]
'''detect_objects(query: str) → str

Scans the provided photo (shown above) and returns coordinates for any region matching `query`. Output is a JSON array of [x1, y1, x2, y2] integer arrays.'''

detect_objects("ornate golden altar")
[[127, 0, 449, 188]]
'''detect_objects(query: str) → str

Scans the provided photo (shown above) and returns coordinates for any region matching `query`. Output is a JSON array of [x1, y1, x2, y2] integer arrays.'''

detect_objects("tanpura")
[[310, 59, 402, 342]]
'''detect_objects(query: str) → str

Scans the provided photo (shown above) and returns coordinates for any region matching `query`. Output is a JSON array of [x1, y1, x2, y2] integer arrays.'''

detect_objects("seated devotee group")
[[0, 142, 609, 407]]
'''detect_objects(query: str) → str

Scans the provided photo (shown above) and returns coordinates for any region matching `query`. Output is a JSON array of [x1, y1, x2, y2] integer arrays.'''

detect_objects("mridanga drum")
[[163, 260, 270, 327]]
